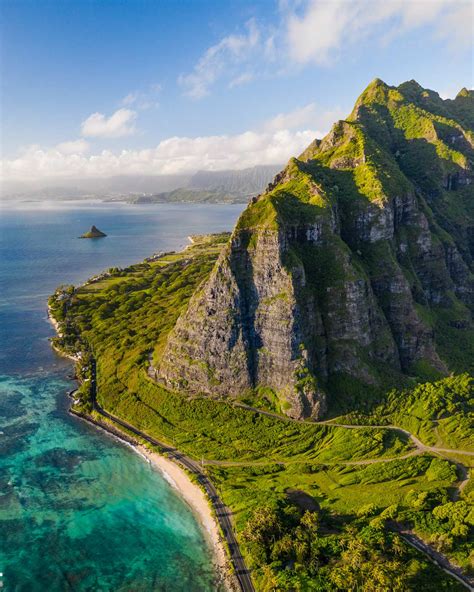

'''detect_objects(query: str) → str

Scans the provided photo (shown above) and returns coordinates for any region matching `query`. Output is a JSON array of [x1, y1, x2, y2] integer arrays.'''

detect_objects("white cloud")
[[178, 1, 472, 99], [81, 108, 137, 138], [1, 100, 345, 182], [1, 127, 326, 181], [179, 19, 260, 99], [121, 92, 139, 107], [287, 1, 351, 65], [434, 1, 473, 51], [264, 102, 345, 132], [286, 0, 473, 65], [120, 84, 162, 110], [228, 72, 254, 89], [55, 139, 90, 154]]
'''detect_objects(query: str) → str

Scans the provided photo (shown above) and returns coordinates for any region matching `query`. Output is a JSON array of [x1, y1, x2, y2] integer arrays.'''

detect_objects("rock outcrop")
[[80, 225, 107, 238], [158, 79, 474, 419]]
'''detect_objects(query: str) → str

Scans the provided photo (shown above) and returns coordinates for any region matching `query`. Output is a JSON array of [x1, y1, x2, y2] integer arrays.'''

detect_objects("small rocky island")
[[79, 225, 107, 239]]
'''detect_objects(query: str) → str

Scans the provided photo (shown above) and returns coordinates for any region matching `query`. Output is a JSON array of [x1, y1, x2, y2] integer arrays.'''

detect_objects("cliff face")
[[158, 80, 474, 419]]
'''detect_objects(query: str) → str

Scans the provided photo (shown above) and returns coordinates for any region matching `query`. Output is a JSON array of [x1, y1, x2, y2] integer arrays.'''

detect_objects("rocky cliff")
[[158, 79, 474, 419]]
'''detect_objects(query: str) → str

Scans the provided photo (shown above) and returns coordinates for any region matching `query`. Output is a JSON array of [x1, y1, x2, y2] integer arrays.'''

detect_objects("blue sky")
[[1, 0, 472, 183]]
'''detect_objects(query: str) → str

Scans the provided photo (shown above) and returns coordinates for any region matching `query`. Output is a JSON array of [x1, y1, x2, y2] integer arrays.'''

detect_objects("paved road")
[[96, 407, 255, 592], [82, 363, 471, 592], [84, 362, 254, 592], [232, 401, 474, 586], [393, 528, 474, 591]]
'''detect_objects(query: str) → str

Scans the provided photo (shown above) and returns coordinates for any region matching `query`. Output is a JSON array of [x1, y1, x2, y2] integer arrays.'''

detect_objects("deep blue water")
[[0, 201, 243, 591]]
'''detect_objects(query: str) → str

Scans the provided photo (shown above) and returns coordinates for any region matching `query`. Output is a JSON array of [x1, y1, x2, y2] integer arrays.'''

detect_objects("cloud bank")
[[2, 128, 324, 181], [2, 99, 343, 182]]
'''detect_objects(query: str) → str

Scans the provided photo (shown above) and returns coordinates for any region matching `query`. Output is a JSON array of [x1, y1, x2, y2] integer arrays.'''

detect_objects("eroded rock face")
[[159, 229, 328, 419], [159, 188, 450, 419], [158, 79, 474, 419]]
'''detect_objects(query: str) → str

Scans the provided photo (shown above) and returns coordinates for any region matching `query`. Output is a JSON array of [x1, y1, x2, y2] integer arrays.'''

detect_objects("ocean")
[[0, 201, 243, 591]]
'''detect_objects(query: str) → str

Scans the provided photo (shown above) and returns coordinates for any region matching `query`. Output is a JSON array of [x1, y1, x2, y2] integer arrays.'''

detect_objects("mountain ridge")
[[157, 78, 473, 420]]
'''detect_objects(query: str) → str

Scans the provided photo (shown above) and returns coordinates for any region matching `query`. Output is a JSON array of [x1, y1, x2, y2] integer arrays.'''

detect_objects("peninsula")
[[50, 80, 473, 592]]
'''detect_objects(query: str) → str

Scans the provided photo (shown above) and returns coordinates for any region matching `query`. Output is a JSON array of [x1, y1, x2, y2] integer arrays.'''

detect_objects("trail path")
[[83, 362, 255, 592], [393, 527, 474, 590], [78, 360, 473, 592], [234, 403, 474, 457]]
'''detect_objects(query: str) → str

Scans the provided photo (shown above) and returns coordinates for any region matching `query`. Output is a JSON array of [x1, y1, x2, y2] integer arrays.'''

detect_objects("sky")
[[1, 0, 473, 186]]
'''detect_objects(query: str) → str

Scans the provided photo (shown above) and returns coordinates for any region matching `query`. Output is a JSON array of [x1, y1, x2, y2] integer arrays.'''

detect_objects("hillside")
[[158, 79, 474, 420], [49, 234, 473, 591], [49, 80, 474, 592], [189, 165, 282, 196], [130, 188, 247, 204]]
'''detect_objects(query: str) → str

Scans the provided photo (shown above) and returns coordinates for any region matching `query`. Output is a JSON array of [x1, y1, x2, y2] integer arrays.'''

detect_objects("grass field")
[[49, 234, 473, 590]]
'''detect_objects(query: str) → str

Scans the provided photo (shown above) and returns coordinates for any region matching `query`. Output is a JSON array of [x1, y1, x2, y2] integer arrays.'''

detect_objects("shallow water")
[[0, 201, 243, 591]]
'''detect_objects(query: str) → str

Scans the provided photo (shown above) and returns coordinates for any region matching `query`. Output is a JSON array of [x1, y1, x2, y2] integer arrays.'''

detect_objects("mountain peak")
[[398, 78, 424, 91], [157, 80, 473, 420], [354, 77, 392, 106], [456, 87, 473, 99], [367, 77, 389, 90]]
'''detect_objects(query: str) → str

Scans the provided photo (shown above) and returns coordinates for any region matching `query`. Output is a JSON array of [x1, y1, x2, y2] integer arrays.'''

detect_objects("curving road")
[[393, 528, 474, 590], [75, 361, 472, 592], [95, 406, 255, 592], [79, 362, 255, 592], [234, 403, 474, 455]]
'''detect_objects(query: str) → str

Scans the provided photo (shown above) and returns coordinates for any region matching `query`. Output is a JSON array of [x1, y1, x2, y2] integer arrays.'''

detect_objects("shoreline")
[[47, 306, 235, 588], [139, 445, 233, 589], [70, 408, 235, 591], [47, 306, 82, 362], [47, 304, 62, 336]]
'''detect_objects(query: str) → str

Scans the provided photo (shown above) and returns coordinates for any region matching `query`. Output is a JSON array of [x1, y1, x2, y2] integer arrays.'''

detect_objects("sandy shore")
[[49, 302, 236, 590], [136, 445, 234, 589], [47, 305, 62, 336], [70, 410, 236, 591]]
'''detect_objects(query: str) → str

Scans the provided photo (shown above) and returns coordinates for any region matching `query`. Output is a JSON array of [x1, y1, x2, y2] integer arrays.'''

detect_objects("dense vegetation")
[[49, 80, 474, 591], [50, 232, 473, 590], [237, 499, 462, 591]]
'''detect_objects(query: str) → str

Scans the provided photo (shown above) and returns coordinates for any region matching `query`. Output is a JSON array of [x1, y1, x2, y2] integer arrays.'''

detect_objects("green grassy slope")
[[49, 79, 474, 591], [50, 234, 473, 590]]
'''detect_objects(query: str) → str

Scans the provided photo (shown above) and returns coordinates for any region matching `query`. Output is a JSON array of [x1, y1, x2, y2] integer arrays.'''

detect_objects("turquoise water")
[[0, 201, 243, 591]]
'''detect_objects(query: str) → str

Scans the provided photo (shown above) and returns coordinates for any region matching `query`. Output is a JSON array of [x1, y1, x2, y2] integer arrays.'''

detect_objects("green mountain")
[[158, 79, 474, 419], [49, 80, 474, 590]]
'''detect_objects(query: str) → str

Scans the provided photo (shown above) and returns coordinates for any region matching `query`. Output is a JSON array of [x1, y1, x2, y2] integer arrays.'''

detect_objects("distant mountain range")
[[3, 165, 282, 204], [188, 165, 282, 196]]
